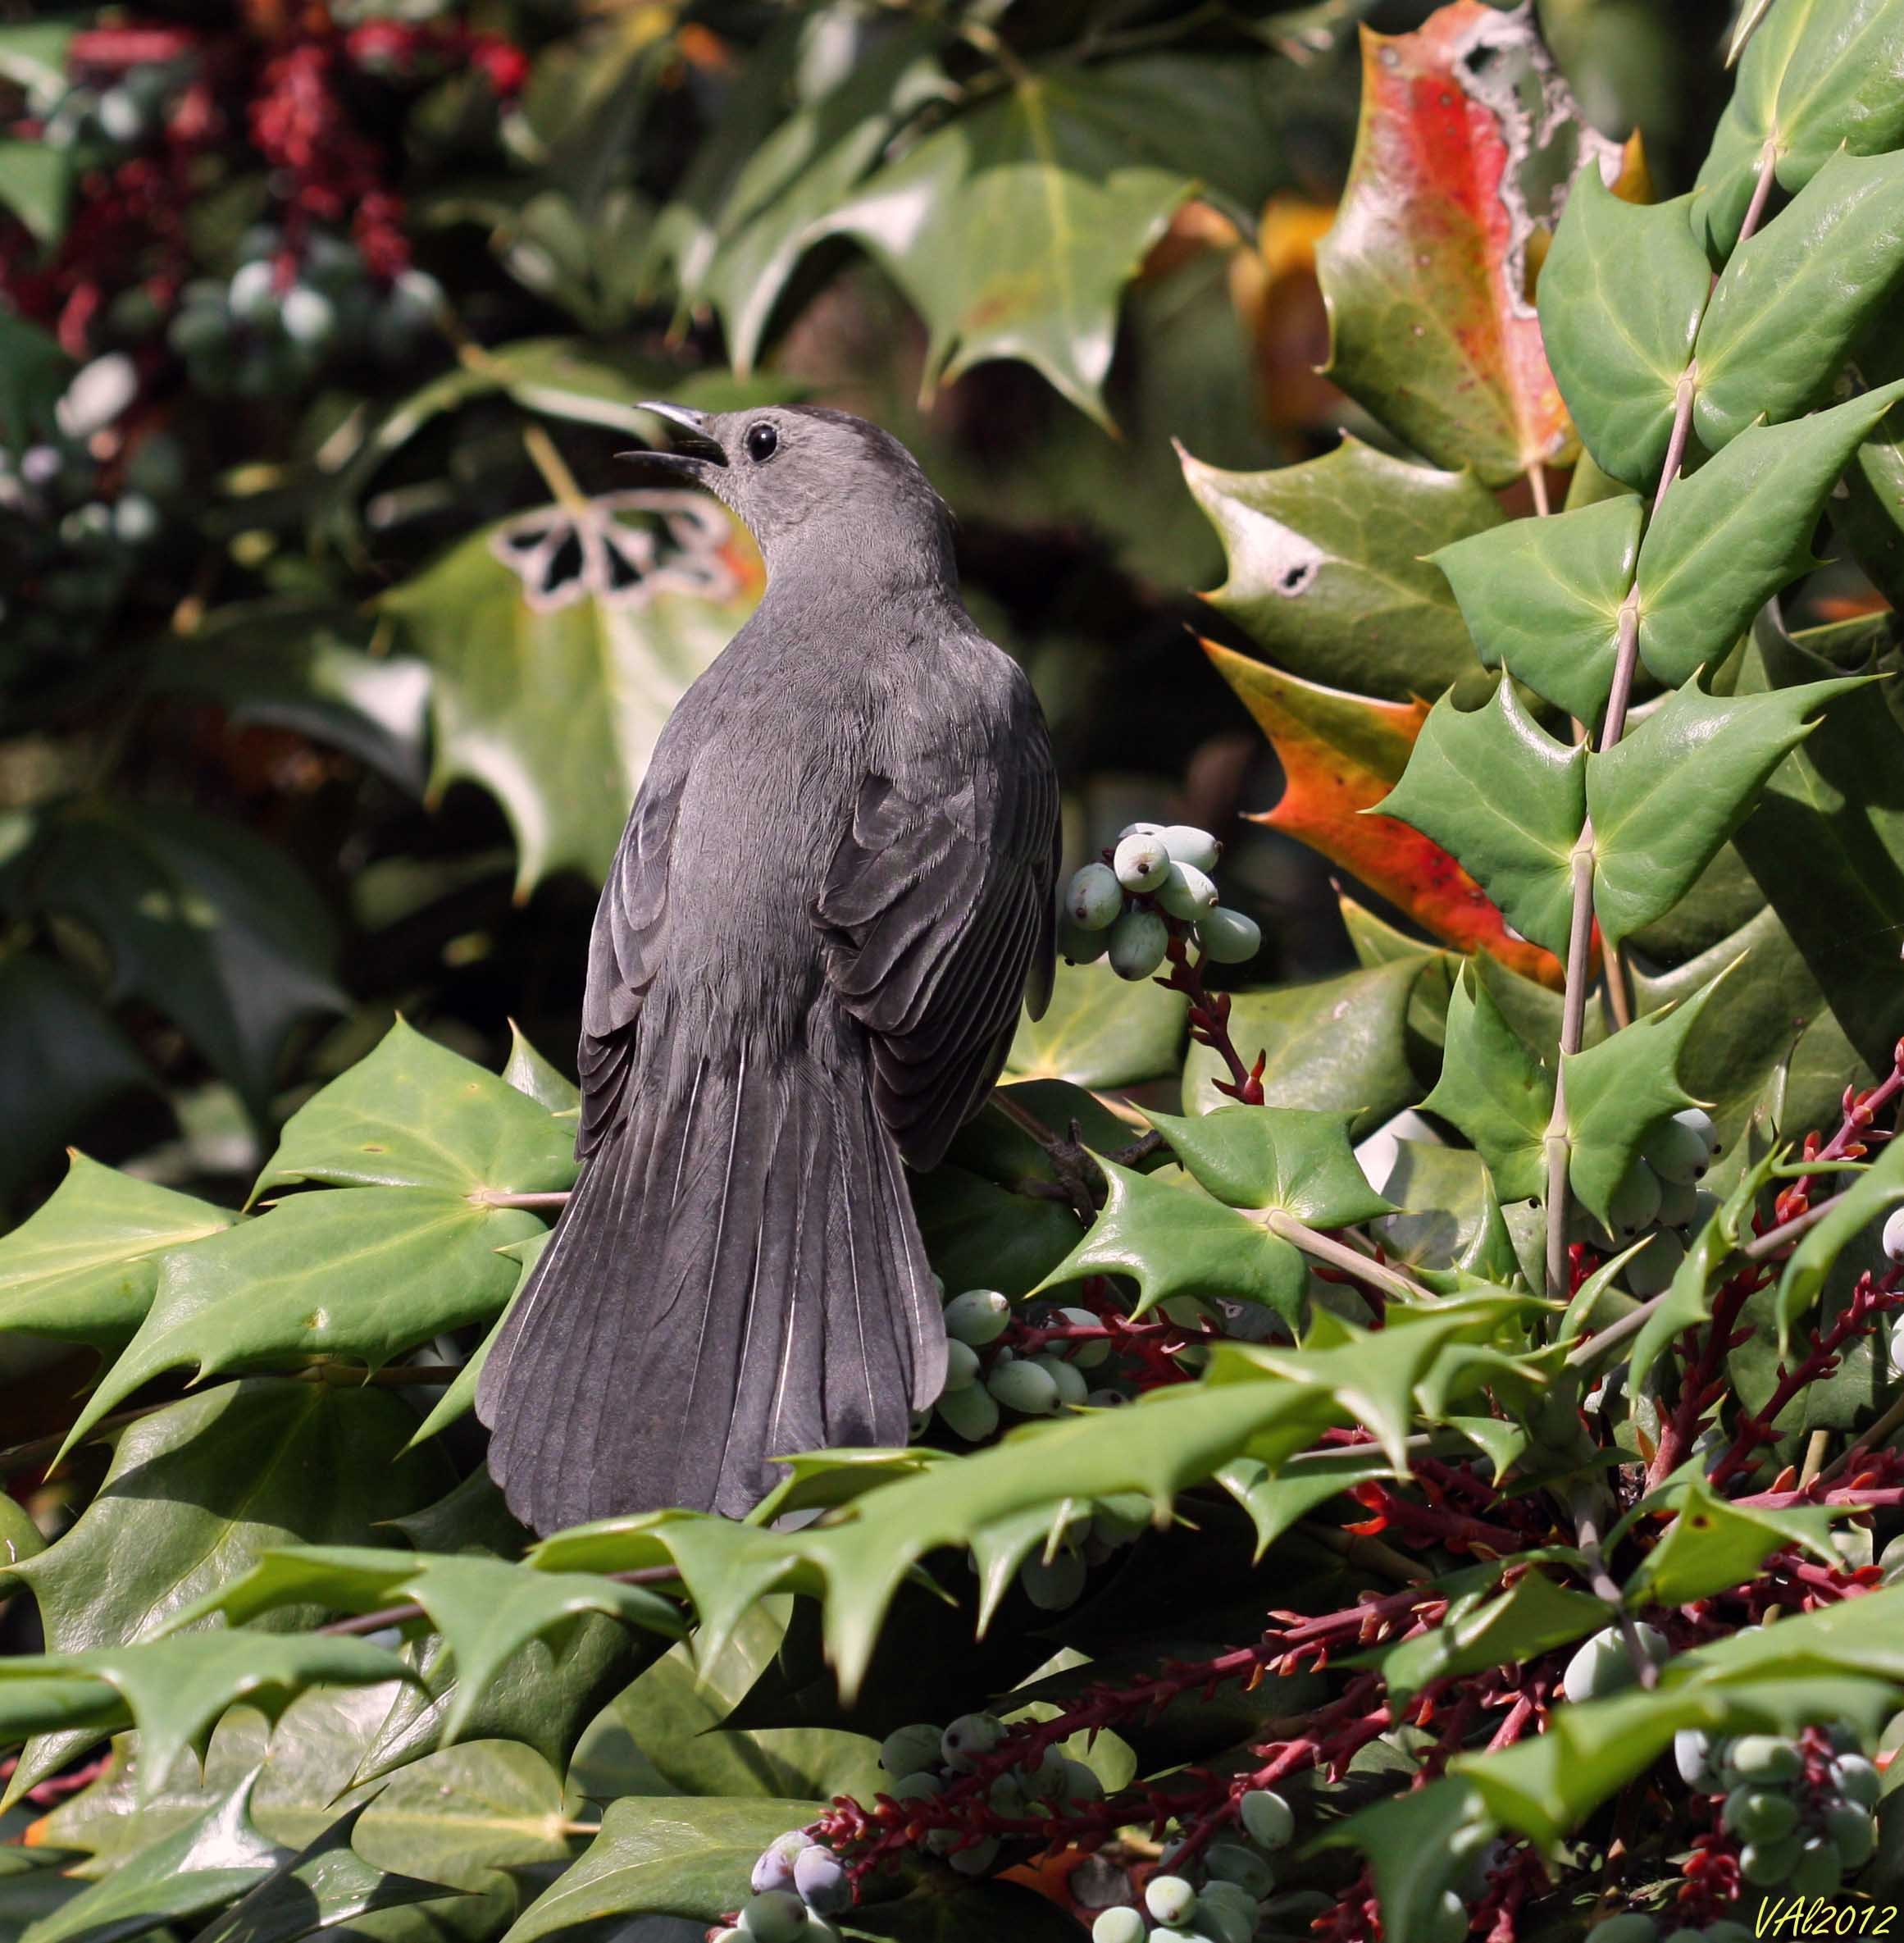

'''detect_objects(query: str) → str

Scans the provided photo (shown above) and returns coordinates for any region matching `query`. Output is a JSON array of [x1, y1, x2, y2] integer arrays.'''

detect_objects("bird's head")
[[628, 402, 956, 590]]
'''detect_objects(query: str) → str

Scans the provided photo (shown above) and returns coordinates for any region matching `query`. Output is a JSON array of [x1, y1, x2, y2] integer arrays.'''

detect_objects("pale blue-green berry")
[[1623, 1229, 1686, 1298], [1204, 1843, 1275, 1896], [1023, 1743, 1068, 1794], [941, 1713, 1004, 1771], [1196, 1879, 1259, 1943], [892, 1772, 943, 1801], [112, 493, 160, 545], [229, 259, 278, 323], [1068, 862, 1126, 931], [1589, 1918, 1656, 1943], [1738, 1832, 1802, 1885], [1607, 1160, 1662, 1237], [1722, 1787, 1797, 1842], [947, 1836, 1000, 1877], [1830, 1752, 1881, 1806], [942, 1339, 982, 1392], [1704, 1927, 1753, 1943], [1036, 1353, 1089, 1407], [1653, 1173, 1700, 1229], [168, 302, 230, 359], [1113, 833, 1171, 892], [1196, 906, 1261, 965], [751, 1831, 808, 1895], [987, 1772, 1027, 1814], [1145, 1876, 1198, 1925], [1728, 1735, 1801, 1783], [1157, 861, 1218, 920], [1884, 1206, 1904, 1265], [739, 1891, 809, 1942], [280, 285, 336, 347], [1086, 1387, 1130, 1407], [1158, 825, 1221, 871], [1823, 1799, 1875, 1868], [987, 1357, 1061, 1415], [1092, 1910, 1146, 1943], [1108, 908, 1169, 981], [936, 1382, 1000, 1442], [1058, 1307, 1111, 1367], [1790, 1836, 1842, 1896], [1059, 915, 1109, 965], [1661, 1932, 1706, 1943], [1118, 820, 1164, 841], [944, 1288, 1010, 1344], [880, 1723, 945, 1778], [1642, 1108, 1719, 1184], [1059, 1758, 1104, 1802], [1238, 1787, 1294, 1849], [1561, 1624, 1668, 1703], [793, 1845, 849, 1913], [1019, 1547, 1087, 1610], [1673, 1728, 1715, 1787]]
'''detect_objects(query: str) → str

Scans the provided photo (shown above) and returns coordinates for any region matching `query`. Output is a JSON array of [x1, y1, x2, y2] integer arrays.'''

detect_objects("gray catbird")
[[476, 404, 1059, 1533]]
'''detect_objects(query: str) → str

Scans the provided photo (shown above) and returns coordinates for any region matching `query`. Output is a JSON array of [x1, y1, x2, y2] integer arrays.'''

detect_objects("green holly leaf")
[[4, 1381, 451, 1804], [255, 1019, 576, 1199], [1696, 149, 1904, 449], [1429, 497, 1640, 723], [1377, 683, 1584, 959], [1624, 1476, 1837, 1608], [1587, 675, 1865, 946], [1216, 1444, 1393, 1560], [381, 499, 760, 892], [0, 139, 71, 249], [1419, 968, 1553, 1206], [58, 1193, 543, 1458], [1035, 1161, 1308, 1325], [1333, 1776, 1495, 1943], [1182, 960, 1442, 1133], [1562, 968, 1732, 1229], [1776, 1126, 1904, 1353], [0, 308, 72, 449], [197, 1799, 456, 1943], [0, 1154, 235, 1348], [499, 1025, 579, 1116], [1692, 0, 1904, 255], [499, 1795, 827, 1939], [1377, 1571, 1607, 1705], [1634, 381, 1904, 686], [404, 1234, 544, 1451], [1007, 955, 1187, 1091], [1179, 436, 1501, 701], [1141, 1106, 1392, 1227], [1537, 173, 1711, 490]]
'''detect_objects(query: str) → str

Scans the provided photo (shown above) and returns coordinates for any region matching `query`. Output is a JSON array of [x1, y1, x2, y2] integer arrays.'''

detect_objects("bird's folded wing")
[[817, 727, 1058, 1173]]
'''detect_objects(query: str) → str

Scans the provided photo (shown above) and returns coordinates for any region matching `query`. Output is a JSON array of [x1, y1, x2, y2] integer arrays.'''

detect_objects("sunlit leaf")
[[1419, 967, 1553, 1206], [1141, 1106, 1392, 1226], [1776, 1125, 1904, 1352], [1006, 956, 1187, 1090], [1377, 1571, 1606, 1704], [1623, 1475, 1836, 1608]]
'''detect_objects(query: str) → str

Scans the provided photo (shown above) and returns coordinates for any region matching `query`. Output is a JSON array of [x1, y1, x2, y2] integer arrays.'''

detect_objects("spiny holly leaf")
[[1587, 675, 1865, 946], [1314, 1, 1619, 485], [381, 494, 761, 892], [499, 1796, 827, 1940], [1776, 1125, 1904, 1353], [19, 1768, 284, 1943], [1181, 960, 1435, 1133], [196, 1799, 456, 1943], [818, 68, 1188, 427], [1005, 956, 1187, 1090], [0, 1153, 235, 1348], [1374, 682, 1586, 958], [58, 1193, 541, 1457], [1420, 966, 1553, 1206], [1333, 1774, 1492, 1943], [1376, 1571, 1606, 1706], [1429, 496, 1640, 723], [1623, 1476, 1836, 1609], [0, 1674, 127, 1748], [1141, 1106, 1392, 1226], [254, 1020, 576, 1200], [1535, 172, 1710, 491], [404, 1234, 544, 1451], [1692, 0, 1904, 255], [1561, 967, 1733, 1229], [499, 1024, 578, 1116], [1034, 1160, 1309, 1325], [1207, 641, 1562, 985], [4, 1382, 451, 1804], [0, 1637, 412, 1810], [1696, 148, 1904, 449], [1633, 381, 1904, 687], [1178, 436, 1501, 701], [23, 804, 345, 1123]]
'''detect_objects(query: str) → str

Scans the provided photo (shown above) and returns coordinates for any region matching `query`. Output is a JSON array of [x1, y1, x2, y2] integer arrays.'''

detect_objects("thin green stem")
[[1260, 1209, 1428, 1307]]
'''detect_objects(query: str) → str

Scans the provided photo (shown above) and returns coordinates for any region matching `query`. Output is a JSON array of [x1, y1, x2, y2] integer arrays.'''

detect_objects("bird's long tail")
[[476, 1047, 945, 1531]]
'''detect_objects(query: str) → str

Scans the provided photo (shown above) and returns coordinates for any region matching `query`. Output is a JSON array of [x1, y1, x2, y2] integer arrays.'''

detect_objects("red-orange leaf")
[[1316, 0, 1624, 487], [1205, 639, 1565, 988]]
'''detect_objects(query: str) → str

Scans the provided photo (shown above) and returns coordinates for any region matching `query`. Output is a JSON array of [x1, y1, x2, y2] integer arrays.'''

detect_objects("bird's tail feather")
[[476, 1047, 945, 1530]]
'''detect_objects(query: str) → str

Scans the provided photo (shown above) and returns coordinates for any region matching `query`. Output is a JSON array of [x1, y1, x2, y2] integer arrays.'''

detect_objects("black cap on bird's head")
[[628, 402, 956, 586]]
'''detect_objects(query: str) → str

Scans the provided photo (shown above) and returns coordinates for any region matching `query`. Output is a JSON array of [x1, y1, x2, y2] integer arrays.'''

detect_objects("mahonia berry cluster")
[[1577, 1107, 1724, 1298], [1061, 824, 1260, 980]]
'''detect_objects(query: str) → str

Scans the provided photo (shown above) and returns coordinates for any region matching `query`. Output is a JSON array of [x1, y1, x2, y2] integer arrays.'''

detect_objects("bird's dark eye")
[[745, 422, 779, 463]]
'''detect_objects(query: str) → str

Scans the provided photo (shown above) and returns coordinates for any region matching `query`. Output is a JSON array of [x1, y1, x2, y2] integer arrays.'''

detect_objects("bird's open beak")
[[622, 402, 727, 472]]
